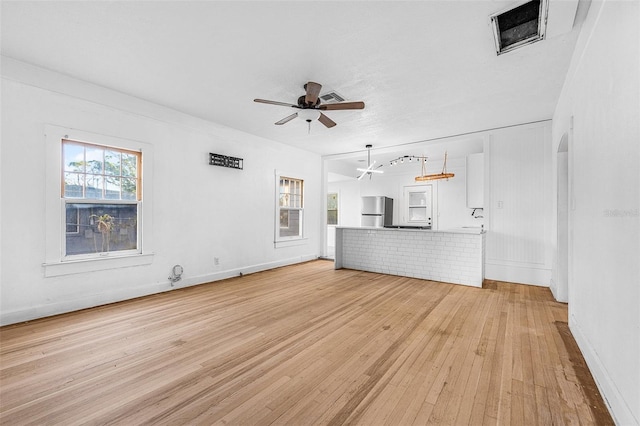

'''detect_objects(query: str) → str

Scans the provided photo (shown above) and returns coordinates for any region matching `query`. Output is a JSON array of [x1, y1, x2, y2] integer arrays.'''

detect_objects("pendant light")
[[357, 144, 384, 180]]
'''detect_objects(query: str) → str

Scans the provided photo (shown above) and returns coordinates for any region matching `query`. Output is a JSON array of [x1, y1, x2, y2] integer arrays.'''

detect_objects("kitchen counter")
[[335, 226, 485, 287], [362, 225, 485, 234]]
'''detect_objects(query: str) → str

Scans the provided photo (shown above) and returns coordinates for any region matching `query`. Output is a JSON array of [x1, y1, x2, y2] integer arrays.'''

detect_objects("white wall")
[[0, 58, 322, 325], [484, 121, 553, 285], [552, 1, 640, 424]]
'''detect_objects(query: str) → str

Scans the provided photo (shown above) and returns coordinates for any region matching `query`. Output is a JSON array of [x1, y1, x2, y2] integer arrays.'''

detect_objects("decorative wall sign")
[[209, 153, 243, 170]]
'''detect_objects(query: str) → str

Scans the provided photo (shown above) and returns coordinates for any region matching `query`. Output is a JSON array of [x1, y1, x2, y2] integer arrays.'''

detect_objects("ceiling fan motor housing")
[[297, 95, 320, 108]]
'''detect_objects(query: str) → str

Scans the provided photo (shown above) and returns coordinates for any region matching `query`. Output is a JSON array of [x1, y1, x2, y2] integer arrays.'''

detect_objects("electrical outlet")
[[214, 257, 220, 266]]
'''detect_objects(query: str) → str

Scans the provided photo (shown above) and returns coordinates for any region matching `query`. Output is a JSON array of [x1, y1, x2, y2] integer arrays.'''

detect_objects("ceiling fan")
[[254, 81, 365, 129]]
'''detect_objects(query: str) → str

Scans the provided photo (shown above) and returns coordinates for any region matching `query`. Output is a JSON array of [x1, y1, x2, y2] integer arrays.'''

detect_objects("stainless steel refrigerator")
[[361, 196, 393, 227]]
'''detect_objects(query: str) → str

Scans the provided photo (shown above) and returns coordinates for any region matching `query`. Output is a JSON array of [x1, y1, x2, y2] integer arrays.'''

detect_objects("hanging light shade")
[[297, 109, 321, 122], [415, 151, 455, 182]]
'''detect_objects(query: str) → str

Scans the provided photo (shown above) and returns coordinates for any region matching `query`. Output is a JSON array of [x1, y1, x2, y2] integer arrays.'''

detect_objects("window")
[[327, 193, 338, 225], [62, 139, 141, 258], [44, 125, 153, 277], [403, 184, 434, 228], [277, 176, 304, 240]]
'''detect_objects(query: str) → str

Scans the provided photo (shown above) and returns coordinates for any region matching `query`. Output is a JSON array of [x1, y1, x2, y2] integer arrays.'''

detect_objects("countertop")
[[336, 226, 485, 235]]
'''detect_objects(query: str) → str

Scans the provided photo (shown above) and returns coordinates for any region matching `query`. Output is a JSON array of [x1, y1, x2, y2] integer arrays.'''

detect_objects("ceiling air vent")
[[320, 91, 346, 104], [490, 0, 548, 55]]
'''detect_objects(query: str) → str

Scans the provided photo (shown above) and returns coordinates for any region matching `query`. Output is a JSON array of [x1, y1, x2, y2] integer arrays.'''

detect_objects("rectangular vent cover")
[[490, 0, 548, 55], [320, 91, 345, 103]]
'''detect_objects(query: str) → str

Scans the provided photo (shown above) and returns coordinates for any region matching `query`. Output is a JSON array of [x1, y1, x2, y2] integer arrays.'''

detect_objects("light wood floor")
[[0, 260, 612, 425]]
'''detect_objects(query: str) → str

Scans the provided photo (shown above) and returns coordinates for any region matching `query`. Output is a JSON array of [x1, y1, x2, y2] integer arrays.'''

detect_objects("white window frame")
[[61, 139, 142, 260], [274, 171, 306, 247], [44, 125, 154, 277]]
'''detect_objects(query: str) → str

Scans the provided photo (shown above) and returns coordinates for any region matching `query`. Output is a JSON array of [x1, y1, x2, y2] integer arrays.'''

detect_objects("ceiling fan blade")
[[319, 101, 365, 111], [254, 98, 299, 108], [275, 113, 298, 125], [304, 81, 322, 105], [318, 112, 337, 128]]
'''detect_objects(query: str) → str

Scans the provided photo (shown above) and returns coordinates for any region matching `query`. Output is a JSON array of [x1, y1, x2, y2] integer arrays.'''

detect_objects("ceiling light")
[[357, 144, 384, 180], [296, 109, 322, 134], [297, 109, 321, 122], [388, 155, 425, 165]]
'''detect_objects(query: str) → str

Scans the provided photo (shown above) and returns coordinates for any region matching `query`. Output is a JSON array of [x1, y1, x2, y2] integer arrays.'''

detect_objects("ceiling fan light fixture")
[[297, 109, 321, 122]]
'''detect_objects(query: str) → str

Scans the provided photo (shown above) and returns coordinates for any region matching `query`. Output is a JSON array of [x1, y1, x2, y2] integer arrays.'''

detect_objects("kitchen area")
[[324, 121, 553, 289], [328, 145, 486, 287]]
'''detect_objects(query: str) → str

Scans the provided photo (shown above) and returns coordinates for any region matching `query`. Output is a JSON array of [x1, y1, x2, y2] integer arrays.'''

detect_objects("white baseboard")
[[485, 263, 551, 286], [549, 278, 568, 303], [175, 254, 318, 288], [0, 254, 317, 326], [569, 314, 638, 426]]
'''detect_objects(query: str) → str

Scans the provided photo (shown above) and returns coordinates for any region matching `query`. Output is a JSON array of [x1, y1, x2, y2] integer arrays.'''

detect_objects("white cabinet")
[[403, 185, 433, 227], [466, 153, 484, 208]]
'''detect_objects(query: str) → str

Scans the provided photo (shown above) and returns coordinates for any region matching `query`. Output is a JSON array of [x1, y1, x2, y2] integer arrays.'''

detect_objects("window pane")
[[122, 178, 137, 200], [122, 153, 137, 177], [327, 193, 338, 225], [279, 194, 288, 207], [279, 178, 288, 207], [85, 146, 104, 174], [279, 209, 289, 228], [279, 209, 302, 238], [327, 193, 338, 210], [66, 206, 80, 233], [409, 192, 427, 206], [104, 150, 121, 176], [62, 141, 141, 201], [64, 172, 85, 198], [298, 182, 303, 207], [105, 177, 121, 199], [85, 175, 104, 199], [327, 210, 338, 225], [65, 203, 138, 256], [279, 177, 303, 209], [63, 143, 85, 172], [409, 206, 427, 221]]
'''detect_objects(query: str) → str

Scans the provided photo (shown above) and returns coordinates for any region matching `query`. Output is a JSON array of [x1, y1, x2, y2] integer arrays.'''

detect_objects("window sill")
[[43, 253, 154, 277], [274, 238, 308, 249]]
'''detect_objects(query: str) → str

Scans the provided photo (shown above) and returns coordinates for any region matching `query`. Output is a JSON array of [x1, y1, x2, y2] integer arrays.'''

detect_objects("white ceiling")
[[1, 1, 584, 160]]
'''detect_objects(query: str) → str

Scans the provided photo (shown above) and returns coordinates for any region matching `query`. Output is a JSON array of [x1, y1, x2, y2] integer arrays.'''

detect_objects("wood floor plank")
[[0, 261, 613, 425]]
